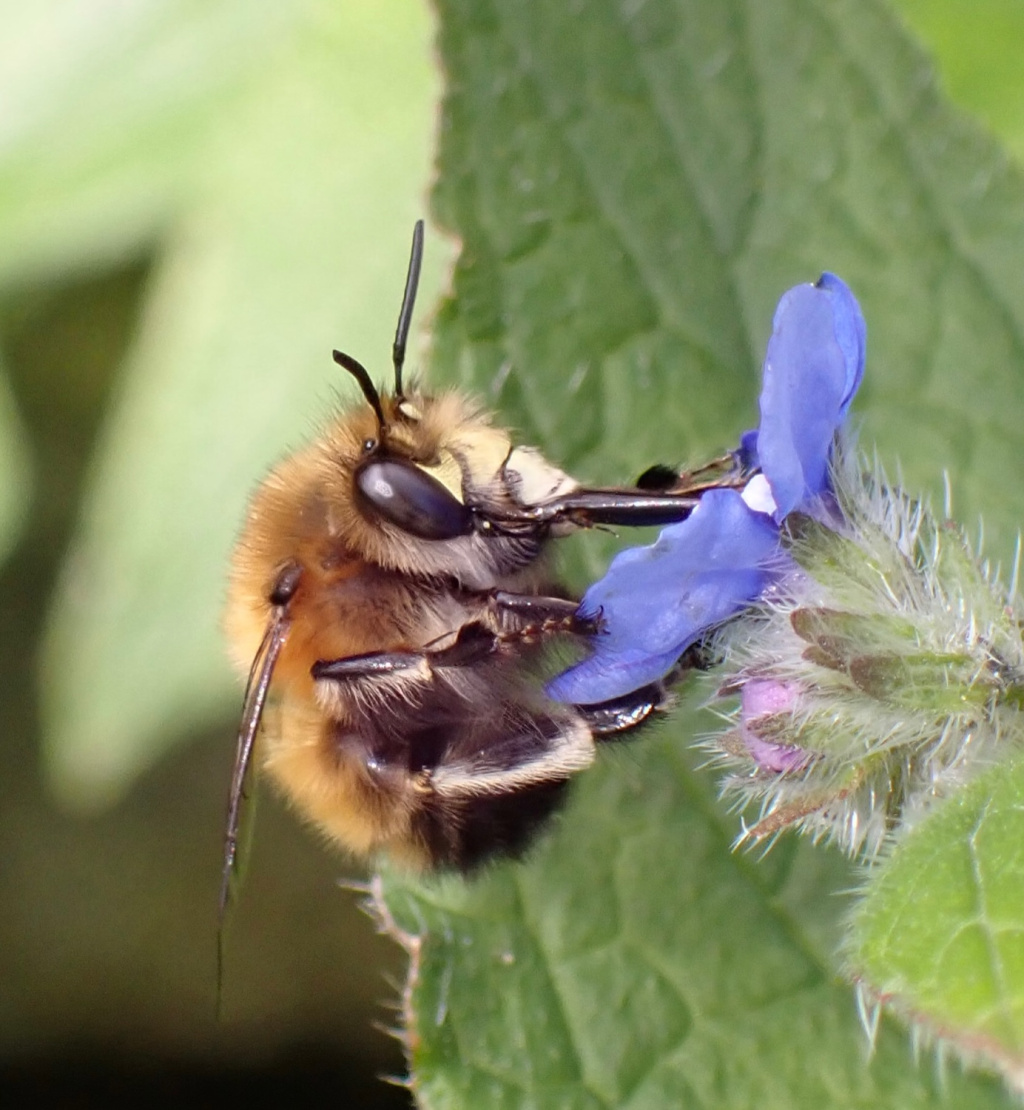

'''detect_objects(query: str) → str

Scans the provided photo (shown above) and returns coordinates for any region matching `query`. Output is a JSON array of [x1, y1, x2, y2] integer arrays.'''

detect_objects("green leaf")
[[375, 0, 1024, 1102], [3, 1, 445, 806], [849, 751, 1024, 1089]]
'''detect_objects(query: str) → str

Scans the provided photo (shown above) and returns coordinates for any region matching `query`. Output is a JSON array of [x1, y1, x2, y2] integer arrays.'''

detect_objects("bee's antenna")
[[393, 220, 424, 400], [333, 350, 386, 430]]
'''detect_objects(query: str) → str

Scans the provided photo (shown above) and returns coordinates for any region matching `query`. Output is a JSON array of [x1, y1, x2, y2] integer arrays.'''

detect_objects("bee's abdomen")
[[355, 689, 595, 871], [413, 775, 574, 870]]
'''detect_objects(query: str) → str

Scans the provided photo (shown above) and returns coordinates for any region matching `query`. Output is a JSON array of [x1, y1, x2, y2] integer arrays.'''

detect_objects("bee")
[[222, 221, 747, 905]]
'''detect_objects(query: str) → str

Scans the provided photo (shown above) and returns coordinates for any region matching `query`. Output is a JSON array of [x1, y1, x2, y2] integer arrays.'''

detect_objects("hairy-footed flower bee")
[[222, 222, 748, 905]]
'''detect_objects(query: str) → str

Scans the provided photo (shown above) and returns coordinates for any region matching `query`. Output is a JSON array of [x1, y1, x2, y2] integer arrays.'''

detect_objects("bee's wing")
[[219, 614, 290, 925]]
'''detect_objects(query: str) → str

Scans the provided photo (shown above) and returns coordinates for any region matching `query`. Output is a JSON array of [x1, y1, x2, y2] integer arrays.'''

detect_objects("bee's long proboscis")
[[491, 488, 704, 528], [494, 450, 756, 528]]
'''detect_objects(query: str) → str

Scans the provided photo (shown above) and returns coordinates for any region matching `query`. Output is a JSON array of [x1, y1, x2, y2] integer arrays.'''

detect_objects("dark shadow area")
[[0, 1047, 413, 1108]]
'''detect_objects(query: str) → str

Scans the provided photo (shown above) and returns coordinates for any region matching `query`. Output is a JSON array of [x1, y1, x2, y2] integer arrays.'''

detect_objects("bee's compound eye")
[[356, 460, 473, 540]]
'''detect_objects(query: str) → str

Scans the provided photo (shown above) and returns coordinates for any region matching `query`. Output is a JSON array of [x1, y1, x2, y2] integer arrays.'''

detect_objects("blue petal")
[[757, 273, 865, 520], [817, 273, 866, 417], [547, 489, 782, 705]]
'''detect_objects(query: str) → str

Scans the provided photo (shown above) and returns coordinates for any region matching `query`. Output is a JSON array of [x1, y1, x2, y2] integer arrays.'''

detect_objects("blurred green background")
[[1, 0, 1023, 1105]]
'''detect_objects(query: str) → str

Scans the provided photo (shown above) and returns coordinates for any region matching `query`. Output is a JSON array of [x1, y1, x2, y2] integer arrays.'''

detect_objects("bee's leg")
[[312, 623, 500, 683], [635, 450, 752, 493], [484, 591, 601, 638], [575, 643, 714, 739], [312, 589, 605, 689], [429, 622, 502, 666], [311, 652, 428, 680], [575, 683, 667, 738], [313, 595, 591, 689]]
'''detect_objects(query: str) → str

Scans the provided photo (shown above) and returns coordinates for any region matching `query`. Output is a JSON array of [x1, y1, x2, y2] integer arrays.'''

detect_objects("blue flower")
[[548, 273, 866, 707]]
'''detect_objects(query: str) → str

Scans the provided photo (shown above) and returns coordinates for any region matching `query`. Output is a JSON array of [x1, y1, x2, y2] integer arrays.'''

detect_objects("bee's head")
[[317, 221, 579, 586], [320, 375, 579, 586]]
